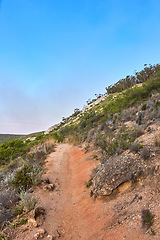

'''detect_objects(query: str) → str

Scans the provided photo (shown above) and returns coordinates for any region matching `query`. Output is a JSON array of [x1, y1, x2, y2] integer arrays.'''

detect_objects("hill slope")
[[1, 65, 160, 239], [0, 134, 23, 145]]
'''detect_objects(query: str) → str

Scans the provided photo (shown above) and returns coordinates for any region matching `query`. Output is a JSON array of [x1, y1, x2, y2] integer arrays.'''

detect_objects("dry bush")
[[141, 209, 154, 230], [132, 126, 144, 138], [0, 190, 19, 227], [43, 138, 55, 154], [154, 134, 160, 147], [116, 147, 123, 155], [19, 191, 37, 211], [121, 108, 133, 122], [86, 129, 95, 143], [140, 147, 150, 160], [130, 142, 140, 153], [29, 163, 45, 185]]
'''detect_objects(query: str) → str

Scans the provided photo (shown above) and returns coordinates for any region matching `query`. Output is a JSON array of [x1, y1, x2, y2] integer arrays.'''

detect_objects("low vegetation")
[[0, 134, 23, 145], [0, 135, 57, 231], [11, 218, 28, 229], [141, 209, 154, 230]]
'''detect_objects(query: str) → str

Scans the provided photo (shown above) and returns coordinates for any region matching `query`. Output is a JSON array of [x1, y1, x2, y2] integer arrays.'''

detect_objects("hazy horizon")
[[0, 0, 160, 134]]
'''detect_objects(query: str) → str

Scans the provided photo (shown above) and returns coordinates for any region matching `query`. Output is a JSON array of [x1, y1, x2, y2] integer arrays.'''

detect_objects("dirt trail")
[[15, 144, 153, 240], [38, 143, 109, 240]]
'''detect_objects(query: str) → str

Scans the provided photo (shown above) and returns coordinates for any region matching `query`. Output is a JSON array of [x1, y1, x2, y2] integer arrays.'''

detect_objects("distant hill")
[[0, 134, 24, 145]]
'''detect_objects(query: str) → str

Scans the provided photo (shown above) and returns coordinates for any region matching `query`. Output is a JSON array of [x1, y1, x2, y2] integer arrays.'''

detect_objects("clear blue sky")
[[0, 0, 160, 134]]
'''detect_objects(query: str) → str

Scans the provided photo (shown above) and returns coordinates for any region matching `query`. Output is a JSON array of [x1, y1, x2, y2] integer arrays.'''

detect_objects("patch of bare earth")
[[14, 143, 160, 240]]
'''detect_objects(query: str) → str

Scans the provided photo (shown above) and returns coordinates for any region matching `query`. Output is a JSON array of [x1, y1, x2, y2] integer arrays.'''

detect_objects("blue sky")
[[0, 0, 160, 134]]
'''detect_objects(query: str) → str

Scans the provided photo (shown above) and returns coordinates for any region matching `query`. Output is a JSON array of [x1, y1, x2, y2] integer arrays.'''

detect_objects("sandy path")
[[15, 144, 153, 240]]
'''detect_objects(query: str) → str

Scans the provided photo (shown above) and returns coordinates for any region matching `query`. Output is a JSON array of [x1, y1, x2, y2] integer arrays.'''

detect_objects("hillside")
[[0, 134, 23, 145], [0, 64, 160, 239]]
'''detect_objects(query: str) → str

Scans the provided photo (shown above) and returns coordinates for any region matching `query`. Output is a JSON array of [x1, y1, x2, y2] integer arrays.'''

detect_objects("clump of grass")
[[141, 103, 147, 111], [85, 144, 90, 153], [130, 142, 143, 153], [11, 218, 28, 229], [154, 134, 160, 147], [116, 147, 123, 155], [132, 126, 144, 138], [85, 179, 92, 188], [19, 191, 37, 211], [43, 138, 56, 154], [0, 234, 10, 240], [141, 209, 154, 230], [12, 205, 24, 216]]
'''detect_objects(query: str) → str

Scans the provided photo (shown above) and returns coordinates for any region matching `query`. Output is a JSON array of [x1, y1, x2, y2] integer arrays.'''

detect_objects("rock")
[[33, 229, 46, 239], [47, 235, 54, 240], [147, 126, 152, 132], [34, 207, 45, 226], [38, 228, 46, 234], [28, 218, 38, 228], [92, 155, 144, 196], [43, 178, 51, 184], [34, 207, 45, 218], [43, 183, 55, 191], [34, 232, 43, 239]]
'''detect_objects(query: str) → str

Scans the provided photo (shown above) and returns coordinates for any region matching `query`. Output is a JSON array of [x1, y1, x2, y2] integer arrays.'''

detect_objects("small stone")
[[34, 207, 45, 226], [33, 229, 46, 239], [34, 232, 41, 240], [34, 207, 45, 219], [43, 183, 55, 191], [47, 235, 53, 240], [38, 228, 46, 234], [28, 218, 38, 228]]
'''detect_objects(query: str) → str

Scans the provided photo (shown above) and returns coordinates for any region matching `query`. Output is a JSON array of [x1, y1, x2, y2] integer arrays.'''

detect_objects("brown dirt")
[[14, 144, 160, 240]]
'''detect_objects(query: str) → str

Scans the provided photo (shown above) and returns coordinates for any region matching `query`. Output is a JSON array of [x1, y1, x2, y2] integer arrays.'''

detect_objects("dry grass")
[[140, 147, 150, 160], [154, 134, 160, 147], [43, 137, 56, 154]]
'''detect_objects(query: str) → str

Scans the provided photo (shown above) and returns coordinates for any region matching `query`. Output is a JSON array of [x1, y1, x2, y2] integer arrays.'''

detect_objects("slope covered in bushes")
[[51, 70, 160, 146]]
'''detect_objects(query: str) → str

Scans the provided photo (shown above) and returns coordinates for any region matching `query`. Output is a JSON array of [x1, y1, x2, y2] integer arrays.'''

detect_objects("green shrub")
[[11, 161, 44, 191], [141, 209, 154, 229], [51, 132, 63, 142], [11, 164, 33, 190], [12, 218, 28, 229], [85, 179, 92, 188], [0, 234, 10, 240], [0, 139, 29, 166], [141, 103, 147, 110], [12, 205, 24, 216], [154, 100, 160, 109], [95, 126, 135, 157], [35, 135, 44, 142], [103, 77, 160, 116]]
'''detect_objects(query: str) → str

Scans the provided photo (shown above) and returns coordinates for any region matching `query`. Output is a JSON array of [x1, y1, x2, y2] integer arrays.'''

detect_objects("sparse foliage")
[[140, 147, 150, 160], [141, 209, 154, 229], [154, 134, 160, 147], [19, 191, 37, 211]]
